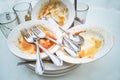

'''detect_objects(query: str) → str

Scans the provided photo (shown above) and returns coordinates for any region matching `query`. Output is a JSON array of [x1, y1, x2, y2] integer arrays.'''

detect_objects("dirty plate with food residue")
[[56, 25, 114, 64], [32, 0, 75, 30], [7, 19, 62, 60]]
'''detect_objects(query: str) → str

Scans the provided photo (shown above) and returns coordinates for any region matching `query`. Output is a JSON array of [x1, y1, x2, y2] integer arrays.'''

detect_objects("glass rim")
[[77, 3, 89, 12], [0, 12, 17, 24], [12, 2, 31, 12]]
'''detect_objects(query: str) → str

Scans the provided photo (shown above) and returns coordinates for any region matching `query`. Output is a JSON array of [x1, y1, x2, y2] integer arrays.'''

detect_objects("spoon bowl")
[[59, 26, 84, 45], [69, 33, 84, 45]]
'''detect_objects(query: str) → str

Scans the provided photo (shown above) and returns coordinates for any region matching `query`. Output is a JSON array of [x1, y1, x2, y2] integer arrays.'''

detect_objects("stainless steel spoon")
[[62, 37, 79, 57], [59, 26, 84, 45], [69, 33, 84, 45]]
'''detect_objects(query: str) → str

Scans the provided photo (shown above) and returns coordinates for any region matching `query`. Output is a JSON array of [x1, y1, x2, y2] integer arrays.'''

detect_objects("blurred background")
[[0, 0, 120, 13]]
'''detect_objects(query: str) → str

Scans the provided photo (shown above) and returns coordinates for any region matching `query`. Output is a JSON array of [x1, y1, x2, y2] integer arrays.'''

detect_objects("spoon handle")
[[43, 17, 69, 35], [58, 27, 69, 35], [63, 36, 81, 52], [46, 36, 61, 45], [62, 39, 78, 57]]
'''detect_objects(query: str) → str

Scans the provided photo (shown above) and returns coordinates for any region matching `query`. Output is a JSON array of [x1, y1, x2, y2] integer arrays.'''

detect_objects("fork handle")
[[38, 44, 63, 66], [35, 41, 44, 75], [46, 36, 61, 45]]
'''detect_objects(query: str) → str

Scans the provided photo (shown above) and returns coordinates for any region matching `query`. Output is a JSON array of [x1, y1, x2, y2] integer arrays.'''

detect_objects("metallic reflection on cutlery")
[[42, 17, 84, 47], [31, 25, 78, 57], [31, 26, 63, 66], [21, 29, 44, 75]]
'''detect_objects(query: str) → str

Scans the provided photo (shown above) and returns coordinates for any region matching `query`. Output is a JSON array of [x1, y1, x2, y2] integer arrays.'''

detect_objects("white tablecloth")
[[0, 0, 120, 80]]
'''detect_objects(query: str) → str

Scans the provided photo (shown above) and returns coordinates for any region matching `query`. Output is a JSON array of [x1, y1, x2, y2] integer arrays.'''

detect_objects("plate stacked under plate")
[[26, 61, 80, 77]]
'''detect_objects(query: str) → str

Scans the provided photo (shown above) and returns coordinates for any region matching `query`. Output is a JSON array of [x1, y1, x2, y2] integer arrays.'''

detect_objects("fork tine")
[[34, 26, 41, 34], [24, 29, 30, 38], [31, 25, 46, 39], [21, 30, 27, 38], [31, 26, 38, 35], [36, 26, 41, 32], [32, 26, 41, 35], [35, 27, 40, 34], [21, 29, 30, 39], [20, 30, 25, 36]]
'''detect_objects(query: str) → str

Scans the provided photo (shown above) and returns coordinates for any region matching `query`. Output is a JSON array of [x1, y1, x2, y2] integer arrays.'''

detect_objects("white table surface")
[[0, 0, 120, 80]]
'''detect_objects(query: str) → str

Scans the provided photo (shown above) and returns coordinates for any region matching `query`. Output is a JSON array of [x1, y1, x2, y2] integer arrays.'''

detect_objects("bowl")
[[32, 0, 75, 30], [56, 24, 114, 64], [7, 19, 62, 60]]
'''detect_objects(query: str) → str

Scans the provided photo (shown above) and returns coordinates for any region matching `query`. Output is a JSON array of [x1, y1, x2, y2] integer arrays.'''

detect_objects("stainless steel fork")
[[31, 26, 63, 66], [21, 29, 44, 75]]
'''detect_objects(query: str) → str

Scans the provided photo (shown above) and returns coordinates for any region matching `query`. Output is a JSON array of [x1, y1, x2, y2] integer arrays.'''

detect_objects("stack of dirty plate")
[[26, 61, 80, 77]]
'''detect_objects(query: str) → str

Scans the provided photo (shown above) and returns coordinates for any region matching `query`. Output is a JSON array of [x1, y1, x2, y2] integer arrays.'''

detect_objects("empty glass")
[[0, 12, 18, 38], [12, 2, 32, 24], [76, 3, 89, 24]]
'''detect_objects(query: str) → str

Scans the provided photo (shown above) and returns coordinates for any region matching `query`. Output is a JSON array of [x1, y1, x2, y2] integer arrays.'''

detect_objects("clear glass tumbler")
[[76, 3, 89, 24], [12, 2, 32, 24], [0, 12, 18, 38]]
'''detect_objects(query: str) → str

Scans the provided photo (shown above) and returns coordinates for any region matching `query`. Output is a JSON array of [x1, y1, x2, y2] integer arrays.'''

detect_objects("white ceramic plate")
[[27, 61, 77, 72], [27, 61, 79, 77], [32, 0, 75, 30], [56, 25, 114, 64], [7, 19, 62, 60], [37, 65, 79, 77]]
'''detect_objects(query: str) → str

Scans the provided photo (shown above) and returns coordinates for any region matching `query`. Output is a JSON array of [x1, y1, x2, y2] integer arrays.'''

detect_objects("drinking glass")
[[0, 12, 18, 38], [12, 2, 32, 24], [76, 3, 89, 24]]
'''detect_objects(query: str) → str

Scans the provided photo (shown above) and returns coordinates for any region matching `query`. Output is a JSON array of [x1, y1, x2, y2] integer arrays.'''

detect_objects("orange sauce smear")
[[37, 1, 68, 26], [18, 30, 57, 55], [78, 38, 102, 58]]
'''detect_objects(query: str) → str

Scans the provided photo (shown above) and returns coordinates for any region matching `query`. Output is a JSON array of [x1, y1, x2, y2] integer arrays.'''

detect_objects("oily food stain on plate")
[[38, 0, 68, 26], [64, 30, 103, 59], [78, 37, 102, 58], [78, 30, 103, 58], [18, 24, 57, 55]]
